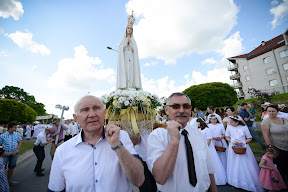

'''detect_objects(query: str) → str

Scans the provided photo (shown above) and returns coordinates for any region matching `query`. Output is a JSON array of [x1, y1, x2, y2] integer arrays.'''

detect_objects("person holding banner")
[[49, 118, 68, 160]]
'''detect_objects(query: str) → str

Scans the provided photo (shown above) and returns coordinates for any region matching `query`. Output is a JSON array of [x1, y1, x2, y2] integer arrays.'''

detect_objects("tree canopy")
[[183, 82, 238, 110], [0, 85, 46, 115], [0, 99, 37, 124]]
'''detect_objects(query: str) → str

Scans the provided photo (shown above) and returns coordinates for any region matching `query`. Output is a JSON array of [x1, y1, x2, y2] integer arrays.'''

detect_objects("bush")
[[183, 82, 238, 110], [0, 99, 37, 124]]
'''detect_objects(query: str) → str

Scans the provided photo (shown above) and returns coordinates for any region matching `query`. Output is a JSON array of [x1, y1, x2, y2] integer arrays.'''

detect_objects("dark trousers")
[[274, 147, 288, 186], [33, 145, 45, 173], [139, 160, 157, 192]]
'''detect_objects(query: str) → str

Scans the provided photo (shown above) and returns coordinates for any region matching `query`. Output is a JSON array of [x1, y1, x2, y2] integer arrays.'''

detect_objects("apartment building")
[[227, 29, 288, 99]]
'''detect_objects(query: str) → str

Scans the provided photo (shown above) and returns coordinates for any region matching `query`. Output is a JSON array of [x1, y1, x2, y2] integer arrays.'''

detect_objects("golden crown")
[[127, 10, 136, 27]]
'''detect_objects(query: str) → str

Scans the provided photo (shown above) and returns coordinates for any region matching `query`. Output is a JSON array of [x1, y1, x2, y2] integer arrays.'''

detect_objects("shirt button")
[[95, 180, 98, 183], [95, 162, 97, 165]]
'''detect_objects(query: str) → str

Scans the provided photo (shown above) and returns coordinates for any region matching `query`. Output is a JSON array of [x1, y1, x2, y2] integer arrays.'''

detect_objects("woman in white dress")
[[208, 115, 228, 171], [116, 12, 142, 90], [25, 124, 31, 140], [196, 118, 227, 185], [225, 116, 263, 192]]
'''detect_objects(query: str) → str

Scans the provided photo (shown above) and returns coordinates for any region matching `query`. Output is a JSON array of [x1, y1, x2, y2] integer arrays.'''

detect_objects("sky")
[[0, 0, 288, 119]]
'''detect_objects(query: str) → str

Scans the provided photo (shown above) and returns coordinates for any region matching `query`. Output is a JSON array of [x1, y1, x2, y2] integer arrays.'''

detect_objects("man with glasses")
[[147, 92, 217, 192]]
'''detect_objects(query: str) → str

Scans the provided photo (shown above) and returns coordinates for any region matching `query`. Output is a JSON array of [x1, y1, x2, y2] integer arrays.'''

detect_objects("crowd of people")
[[0, 94, 287, 192]]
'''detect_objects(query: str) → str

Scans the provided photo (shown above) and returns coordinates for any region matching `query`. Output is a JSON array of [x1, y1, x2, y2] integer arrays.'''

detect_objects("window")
[[266, 68, 275, 75], [279, 50, 288, 58], [287, 76, 288, 83], [269, 79, 277, 87], [245, 75, 250, 81], [263, 56, 271, 64], [283, 63, 288, 70], [243, 65, 247, 72]]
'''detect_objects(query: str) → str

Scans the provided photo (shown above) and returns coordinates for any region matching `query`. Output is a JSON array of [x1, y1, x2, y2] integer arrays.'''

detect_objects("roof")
[[228, 34, 286, 60]]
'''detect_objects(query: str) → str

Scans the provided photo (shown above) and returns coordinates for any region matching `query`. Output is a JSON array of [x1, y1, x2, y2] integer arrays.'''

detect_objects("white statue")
[[116, 12, 142, 89]]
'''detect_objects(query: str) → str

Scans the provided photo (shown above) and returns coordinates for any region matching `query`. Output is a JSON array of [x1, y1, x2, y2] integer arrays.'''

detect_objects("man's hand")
[[166, 120, 181, 143], [106, 124, 121, 147], [244, 117, 249, 121], [55, 131, 60, 135], [11, 151, 17, 156], [3, 152, 10, 157]]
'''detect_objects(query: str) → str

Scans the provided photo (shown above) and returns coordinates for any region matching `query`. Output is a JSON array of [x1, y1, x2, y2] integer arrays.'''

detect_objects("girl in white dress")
[[225, 116, 263, 192], [197, 118, 227, 185], [208, 115, 228, 171]]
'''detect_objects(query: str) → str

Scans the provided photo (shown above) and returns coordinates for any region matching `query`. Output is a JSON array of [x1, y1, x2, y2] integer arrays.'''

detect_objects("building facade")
[[227, 29, 288, 99]]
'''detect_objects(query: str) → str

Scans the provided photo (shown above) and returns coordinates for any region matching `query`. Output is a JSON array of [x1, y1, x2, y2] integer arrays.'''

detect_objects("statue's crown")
[[127, 11, 135, 27]]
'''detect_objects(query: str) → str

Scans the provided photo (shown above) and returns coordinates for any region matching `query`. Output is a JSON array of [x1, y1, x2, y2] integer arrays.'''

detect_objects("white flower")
[[124, 100, 130, 106]]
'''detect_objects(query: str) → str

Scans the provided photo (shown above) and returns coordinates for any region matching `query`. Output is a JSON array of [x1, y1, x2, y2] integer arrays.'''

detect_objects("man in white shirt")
[[147, 92, 217, 192], [33, 128, 54, 176], [48, 95, 144, 192], [206, 106, 222, 124]]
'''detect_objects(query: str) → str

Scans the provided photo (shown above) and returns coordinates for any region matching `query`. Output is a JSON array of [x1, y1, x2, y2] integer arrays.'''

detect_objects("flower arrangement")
[[102, 88, 162, 112], [101, 89, 162, 136]]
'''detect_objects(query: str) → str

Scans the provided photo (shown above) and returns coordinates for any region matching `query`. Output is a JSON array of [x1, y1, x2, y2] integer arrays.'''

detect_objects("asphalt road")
[[9, 144, 247, 192]]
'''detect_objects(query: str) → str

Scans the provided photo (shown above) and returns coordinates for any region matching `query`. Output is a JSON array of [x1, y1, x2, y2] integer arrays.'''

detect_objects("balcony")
[[230, 73, 240, 80], [233, 82, 243, 89], [227, 63, 238, 71]]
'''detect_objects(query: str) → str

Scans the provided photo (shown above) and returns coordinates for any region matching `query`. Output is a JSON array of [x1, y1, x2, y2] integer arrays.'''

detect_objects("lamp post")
[[107, 46, 118, 52], [55, 104, 69, 144]]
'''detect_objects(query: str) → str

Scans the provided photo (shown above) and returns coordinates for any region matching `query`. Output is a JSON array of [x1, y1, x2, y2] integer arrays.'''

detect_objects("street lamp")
[[54, 104, 69, 144], [107, 46, 118, 52]]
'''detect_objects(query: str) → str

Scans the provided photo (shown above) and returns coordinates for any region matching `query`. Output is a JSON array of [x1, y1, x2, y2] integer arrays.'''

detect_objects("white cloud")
[[144, 61, 158, 66], [201, 57, 217, 65], [48, 45, 116, 91], [271, 0, 279, 5], [141, 75, 188, 98], [0, 0, 24, 20], [270, 0, 288, 29], [0, 50, 9, 57], [188, 31, 244, 85], [126, 0, 238, 64], [5, 31, 51, 55], [184, 75, 189, 79], [32, 65, 38, 71]]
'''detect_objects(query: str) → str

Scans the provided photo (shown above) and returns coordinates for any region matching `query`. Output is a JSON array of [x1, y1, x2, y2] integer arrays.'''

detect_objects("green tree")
[[183, 82, 238, 110], [0, 99, 37, 124], [0, 85, 46, 115]]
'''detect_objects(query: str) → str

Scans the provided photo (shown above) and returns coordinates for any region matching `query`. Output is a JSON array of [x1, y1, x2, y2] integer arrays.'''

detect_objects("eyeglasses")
[[167, 103, 192, 109]]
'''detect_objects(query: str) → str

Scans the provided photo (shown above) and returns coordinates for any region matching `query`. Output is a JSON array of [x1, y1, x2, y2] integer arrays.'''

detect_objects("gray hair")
[[74, 95, 104, 115], [166, 92, 191, 105]]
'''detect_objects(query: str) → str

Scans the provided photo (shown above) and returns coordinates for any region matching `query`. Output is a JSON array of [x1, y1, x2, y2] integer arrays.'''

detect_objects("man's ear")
[[164, 105, 169, 116], [73, 114, 77, 122]]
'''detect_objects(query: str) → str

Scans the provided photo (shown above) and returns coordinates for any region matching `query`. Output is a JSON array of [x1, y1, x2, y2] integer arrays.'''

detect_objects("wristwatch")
[[111, 141, 123, 151]]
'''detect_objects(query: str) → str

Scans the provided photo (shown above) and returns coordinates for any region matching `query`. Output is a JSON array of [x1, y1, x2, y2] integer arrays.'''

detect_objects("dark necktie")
[[181, 129, 197, 187]]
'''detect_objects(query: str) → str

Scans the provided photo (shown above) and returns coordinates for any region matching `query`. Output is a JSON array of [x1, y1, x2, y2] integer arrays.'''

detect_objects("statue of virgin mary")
[[116, 12, 142, 89]]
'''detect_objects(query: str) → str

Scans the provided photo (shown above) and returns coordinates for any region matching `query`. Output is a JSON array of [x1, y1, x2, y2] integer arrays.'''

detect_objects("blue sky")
[[0, 0, 288, 119]]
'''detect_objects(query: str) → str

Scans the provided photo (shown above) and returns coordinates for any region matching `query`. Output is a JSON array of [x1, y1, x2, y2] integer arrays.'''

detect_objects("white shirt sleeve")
[[120, 130, 137, 155], [48, 148, 66, 191], [146, 128, 167, 172]]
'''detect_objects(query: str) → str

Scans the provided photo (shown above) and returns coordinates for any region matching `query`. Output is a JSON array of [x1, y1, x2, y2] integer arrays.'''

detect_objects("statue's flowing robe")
[[116, 33, 142, 89]]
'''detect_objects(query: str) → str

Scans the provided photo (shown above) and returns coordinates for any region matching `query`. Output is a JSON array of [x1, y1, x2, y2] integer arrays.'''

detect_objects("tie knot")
[[181, 129, 188, 136]]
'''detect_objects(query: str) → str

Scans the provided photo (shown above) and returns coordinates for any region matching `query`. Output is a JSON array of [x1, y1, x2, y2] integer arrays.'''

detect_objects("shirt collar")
[[74, 126, 106, 147]]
